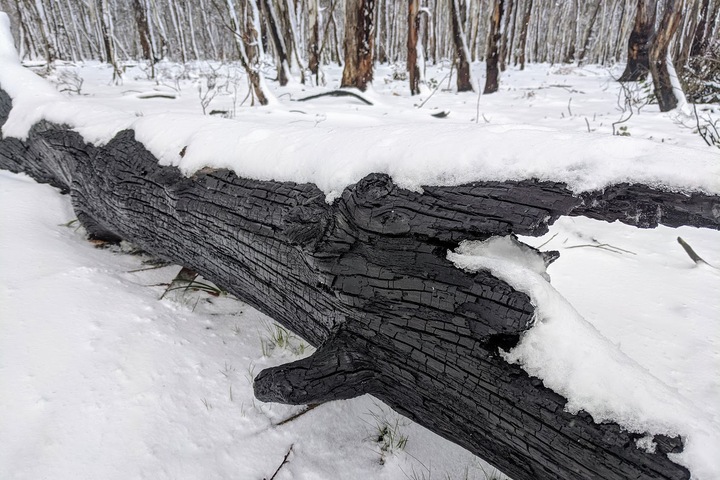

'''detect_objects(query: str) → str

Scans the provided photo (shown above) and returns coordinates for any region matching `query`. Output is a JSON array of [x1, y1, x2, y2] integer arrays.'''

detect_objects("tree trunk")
[[577, 0, 602, 65], [619, 0, 657, 82], [132, 0, 153, 62], [341, 0, 375, 91], [484, 0, 505, 94], [499, 0, 514, 71], [307, 0, 320, 81], [260, 0, 292, 86], [649, 0, 685, 112], [450, 0, 473, 92], [689, 0, 711, 57], [96, 0, 122, 82], [407, 0, 421, 95], [2, 75, 715, 479], [516, 0, 533, 69]]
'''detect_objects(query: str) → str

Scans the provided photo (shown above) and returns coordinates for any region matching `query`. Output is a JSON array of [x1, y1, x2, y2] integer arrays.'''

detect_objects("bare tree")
[[408, 0, 422, 95], [619, 0, 657, 81], [650, 0, 685, 111], [261, 0, 292, 85], [341, 0, 376, 91], [484, 0, 505, 94], [307, 0, 320, 82], [516, 0, 533, 69], [132, 0, 153, 67], [450, 0, 473, 92]]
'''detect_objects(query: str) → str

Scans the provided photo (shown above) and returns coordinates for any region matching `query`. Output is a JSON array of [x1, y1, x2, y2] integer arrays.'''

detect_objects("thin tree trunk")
[[261, 0, 292, 85], [516, 0, 533, 69], [649, 0, 685, 112], [690, 0, 711, 56], [408, 0, 421, 95], [307, 0, 320, 80], [132, 0, 153, 61], [450, 0, 473, 92], [619, 0, 657, 81], [577, 0, 601, 65], [485, 0, 505, 94], [341, 0, 376, 91], [499, 0, 514, 71], [96, 0, 122, 82]]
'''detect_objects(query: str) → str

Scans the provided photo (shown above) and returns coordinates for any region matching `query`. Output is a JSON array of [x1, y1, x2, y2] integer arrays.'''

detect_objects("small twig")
[[128, 263, 172, 273], [565, 243, 636, 255], [612, 110, 632, 136], [274, 404, 321, 427], [584, 117, 592, 132], [537, 232, 559, 249], [265, 444, 294, 480], [567, 97, 573, 116], [677, 237, 710, 266], [417, 71, 451, 109]]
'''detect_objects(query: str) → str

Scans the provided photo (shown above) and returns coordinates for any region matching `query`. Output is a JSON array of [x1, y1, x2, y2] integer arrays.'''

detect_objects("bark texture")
[[484, 0, 505, 94], [450, 0, 473, 92], [649, 0, 684, 112], [341, 0, 375, 91], [407, 0, 421, 95], [619, 0, 657, 82], [2, 86, 718, 480]]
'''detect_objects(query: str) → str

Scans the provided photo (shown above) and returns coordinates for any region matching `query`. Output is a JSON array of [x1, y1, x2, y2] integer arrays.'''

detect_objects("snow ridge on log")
[[2, 85, 714, 480]]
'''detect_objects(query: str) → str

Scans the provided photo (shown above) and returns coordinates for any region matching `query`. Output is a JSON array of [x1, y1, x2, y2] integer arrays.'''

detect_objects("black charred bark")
[[2, 85, 717, 480]]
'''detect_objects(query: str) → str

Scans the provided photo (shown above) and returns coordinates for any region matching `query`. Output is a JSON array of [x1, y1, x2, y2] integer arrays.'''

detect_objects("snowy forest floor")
[[1, 60, 719, 480]]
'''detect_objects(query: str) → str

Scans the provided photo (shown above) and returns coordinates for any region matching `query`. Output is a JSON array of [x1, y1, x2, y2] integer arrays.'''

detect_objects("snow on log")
[[4, 84, 720, 480]]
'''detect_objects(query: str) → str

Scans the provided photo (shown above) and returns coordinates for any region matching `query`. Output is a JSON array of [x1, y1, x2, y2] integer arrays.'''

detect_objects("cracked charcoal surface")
[[2, 85, 716, 480]]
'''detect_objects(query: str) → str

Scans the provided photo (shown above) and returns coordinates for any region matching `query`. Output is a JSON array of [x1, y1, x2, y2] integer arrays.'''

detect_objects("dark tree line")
[[0, 1, 717, 105]]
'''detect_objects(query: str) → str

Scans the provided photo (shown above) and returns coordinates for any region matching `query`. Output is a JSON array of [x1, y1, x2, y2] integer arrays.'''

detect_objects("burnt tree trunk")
[[450, 0, 473, 92], [3, 81, 718, 479], [649, 0, 684, 112], [407, 0, 421, 95], [484, 0, 505, 94], [132, 0, 152, 62], [619, 0, 657, 82], [341, 0, 375, 91]]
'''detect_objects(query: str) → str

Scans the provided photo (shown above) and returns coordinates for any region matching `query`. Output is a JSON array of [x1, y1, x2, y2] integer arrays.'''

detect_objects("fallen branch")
[[297, 89, 373, 105]]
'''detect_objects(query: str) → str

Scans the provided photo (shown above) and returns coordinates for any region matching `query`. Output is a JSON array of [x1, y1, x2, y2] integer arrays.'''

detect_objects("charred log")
[[2, 85, 717, 480]]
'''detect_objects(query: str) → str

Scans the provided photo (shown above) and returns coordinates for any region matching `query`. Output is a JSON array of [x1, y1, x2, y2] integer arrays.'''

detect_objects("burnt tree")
[[649, 0, 684, 112], [2, 76, 718, 480], [407, 0, 421, 95], [619, 0, 657, 82], [341, 0, 375, 91], [484, 0, 505, 94], [450, 0, 473, 92]]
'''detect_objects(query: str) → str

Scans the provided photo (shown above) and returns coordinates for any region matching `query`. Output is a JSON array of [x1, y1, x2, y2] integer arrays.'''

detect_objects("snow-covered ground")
[[1, 17, 720, 479]]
